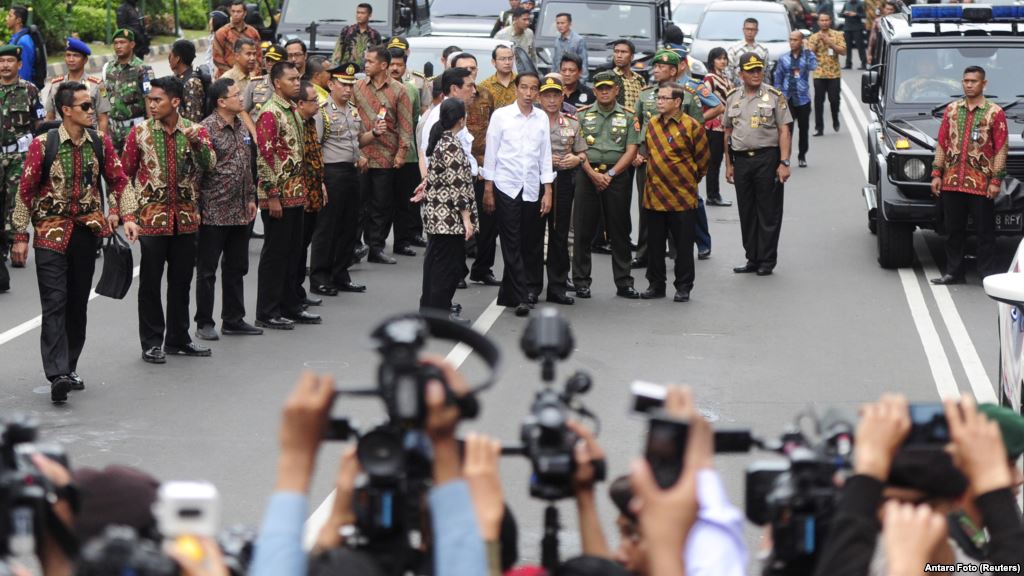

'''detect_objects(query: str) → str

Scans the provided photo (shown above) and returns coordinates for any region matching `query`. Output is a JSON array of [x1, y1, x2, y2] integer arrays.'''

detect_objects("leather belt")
[[733, 147, 777, 158]]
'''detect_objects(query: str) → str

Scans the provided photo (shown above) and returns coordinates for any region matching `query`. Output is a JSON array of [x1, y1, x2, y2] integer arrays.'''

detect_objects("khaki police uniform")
[[573, 98, 641, 293], [546, 108, 587, 300], [242, 75, 275, 115], [45, 74, 111, 122], [725, 81, 792, 272]]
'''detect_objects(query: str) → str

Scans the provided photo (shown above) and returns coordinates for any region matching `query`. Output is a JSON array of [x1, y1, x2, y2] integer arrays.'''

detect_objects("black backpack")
[[14, 26, 48, 89]]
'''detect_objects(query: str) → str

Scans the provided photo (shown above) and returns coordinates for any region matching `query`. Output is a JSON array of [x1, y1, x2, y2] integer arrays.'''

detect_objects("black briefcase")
[[95, 232, 133, 299]]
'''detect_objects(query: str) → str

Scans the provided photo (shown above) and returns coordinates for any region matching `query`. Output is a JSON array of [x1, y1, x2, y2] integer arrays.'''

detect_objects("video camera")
[[323, 312, 501, 576]]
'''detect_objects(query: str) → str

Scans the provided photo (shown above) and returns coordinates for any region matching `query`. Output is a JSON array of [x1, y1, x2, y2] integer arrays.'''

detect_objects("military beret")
[[264, 44, 285, 63], [387, 36, 409, 51], [112, 28, 135, 42], [592, 70, 618, 89], [328, 61, 360, 84], [739, 52, 765, 71], [0, 45, 21, 60], [66, 37, 91, 56], [540, 74, 563, 93], [978, 403, 1024, 460], [653, 49, 681, 67]]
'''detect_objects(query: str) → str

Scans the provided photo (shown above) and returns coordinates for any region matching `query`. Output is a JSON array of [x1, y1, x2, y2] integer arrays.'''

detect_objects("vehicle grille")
[[1009, 155, 1024, 182]]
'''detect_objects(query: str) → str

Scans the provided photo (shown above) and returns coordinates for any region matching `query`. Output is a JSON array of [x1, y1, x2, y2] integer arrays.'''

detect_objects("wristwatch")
[[607, 168, 618, 177], [779, 160, 791, 167]]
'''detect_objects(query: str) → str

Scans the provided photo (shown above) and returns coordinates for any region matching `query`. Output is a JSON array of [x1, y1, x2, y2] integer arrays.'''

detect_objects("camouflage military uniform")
[[103, 56, 153, 153], [0, 78, 42, 256]]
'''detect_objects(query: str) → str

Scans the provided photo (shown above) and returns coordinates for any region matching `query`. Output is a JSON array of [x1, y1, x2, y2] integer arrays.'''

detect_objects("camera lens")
[[357, 428, 406, 479]]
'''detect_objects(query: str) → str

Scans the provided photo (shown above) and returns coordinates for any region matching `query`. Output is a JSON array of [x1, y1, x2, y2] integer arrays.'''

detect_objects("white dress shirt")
[[482, 102, 554, 201], [419, 97, 478, 176]]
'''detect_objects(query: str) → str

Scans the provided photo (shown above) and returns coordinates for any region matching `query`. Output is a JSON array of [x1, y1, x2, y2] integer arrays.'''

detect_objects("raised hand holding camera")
[[854, 393, 910, 481], [945, 395, 1012, 495], [276, 372, 335, 494]]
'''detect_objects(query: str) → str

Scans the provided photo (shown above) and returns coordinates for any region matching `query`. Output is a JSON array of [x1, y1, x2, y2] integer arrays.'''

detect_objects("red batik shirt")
[[255, 93, 305, 209], [353, 76, 413, 169], [932, 98, 1009, 196], [13, 126, 128, 253]]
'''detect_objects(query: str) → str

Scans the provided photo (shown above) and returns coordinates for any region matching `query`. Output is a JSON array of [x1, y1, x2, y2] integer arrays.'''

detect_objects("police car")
[[861, 4, 1024, 269], [984, 240, 1024, 414]]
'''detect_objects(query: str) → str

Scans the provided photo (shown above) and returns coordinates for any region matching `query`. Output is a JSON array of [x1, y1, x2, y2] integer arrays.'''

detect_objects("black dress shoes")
[[630, 258, 648, 269], [698, 249, 711, 260], [526, 292, 538, 305], [566, 280, 576, 293], [50, 375, 72, 403], [706, 197, 733, 207], [798, 158, 807, 168], [222, 321, 263, 335], [547, 292, 575, 305], [165, 342, 212, 357], [410, 235, 428, 248], [733, 263, 758, 273], [629, 241, 639, 252], [575, 286, 592, 299], [351, 244, 369, 264], [336, 281, 366, 293], [68, 372, 85, 391], [142, 346, 166, 364], [834, 120, 841, 132], [591, 242, 612, 255], [256, 317, 295, 330], [394, 245, 417, 257], [930, 274, 965, 286], [813, 130, 824, 137], [514, 303, 531, 317], [616, 286, 640, 299], [311, 284, 339, 296], [196, 324, 220, 341], [450, 303, 463, 315], [304, 297, 323, 307], [756, 267, 773, 276], [470, 272, 501, 286], [674, 290, 691, 303], [641, 286, 666, 299], [456, 279, 468, 289], [448, 313, 471, 325], [368, 250, 397, 265], [285, 310, 322, 324]]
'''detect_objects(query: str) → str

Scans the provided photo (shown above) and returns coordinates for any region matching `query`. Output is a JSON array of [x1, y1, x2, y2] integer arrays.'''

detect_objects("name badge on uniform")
[[751, 116, 761, 129], [611, 116, 627, 128], [16, 133, 31, 153]]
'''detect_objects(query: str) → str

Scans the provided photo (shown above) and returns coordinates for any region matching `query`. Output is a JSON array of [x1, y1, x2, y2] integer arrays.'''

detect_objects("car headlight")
[[903, 158, 927, 181]]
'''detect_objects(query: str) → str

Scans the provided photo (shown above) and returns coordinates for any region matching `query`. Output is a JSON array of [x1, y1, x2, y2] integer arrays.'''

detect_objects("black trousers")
[[257, 206, 304, 321], [296, 211, 317, 301], [734, 149, 785, 270], [942, 191, 996, 278], [311, 162, 359, 287], [395, 162, 423, 247], [361, 167, 399, 251], [574, 170, 633, 290], [420, 234, 465, 314], [814, 78, 841, 131], [635, 164, 650, 261], [844, 29, 866, 67], [470, 179, 499, 279], [195, 224, 250, 328], [545, 170, 576, 297], [788, 100, 812, 161], [706, 130, 725, 202], [35, 227, 96, 379], [494, 187, 536, 307], [139, 233, 197, 350], [646, 208, 696, 292]]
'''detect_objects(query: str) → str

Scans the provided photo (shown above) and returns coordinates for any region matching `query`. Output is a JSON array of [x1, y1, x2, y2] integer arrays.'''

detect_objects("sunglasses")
[[70, 102, 94, 112]]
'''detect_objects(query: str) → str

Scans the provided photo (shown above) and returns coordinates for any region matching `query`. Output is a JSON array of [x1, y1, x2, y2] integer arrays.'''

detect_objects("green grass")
[[46, 28, 207, 64]]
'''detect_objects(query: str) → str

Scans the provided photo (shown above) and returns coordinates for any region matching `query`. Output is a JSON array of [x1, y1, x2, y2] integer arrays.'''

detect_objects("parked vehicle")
[[686, 0, 792, 64], [429, 0, 508, 37], [276, 0, 432, 56]]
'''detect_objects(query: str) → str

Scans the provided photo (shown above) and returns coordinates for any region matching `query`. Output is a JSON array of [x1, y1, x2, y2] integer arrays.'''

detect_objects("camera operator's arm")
[[422, 356, 488, 576], [567, 420, 612, 559], [250, 373, 335, 576], [946, 396, 1024, 568], [812, 394, 911, 576], [463, 433, 506, 576], [30, 454, 76, 576], [312, 446, 360, 555], [883, 501, 948, 576]]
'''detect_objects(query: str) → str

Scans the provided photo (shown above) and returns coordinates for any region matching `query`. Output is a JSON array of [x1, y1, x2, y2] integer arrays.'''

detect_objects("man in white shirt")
[[418, 67, 477, 178], [481, 72, 554, 317]]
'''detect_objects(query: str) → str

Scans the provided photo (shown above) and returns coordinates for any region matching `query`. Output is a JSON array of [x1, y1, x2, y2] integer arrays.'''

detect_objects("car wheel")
[[877, 217, 914, 269]]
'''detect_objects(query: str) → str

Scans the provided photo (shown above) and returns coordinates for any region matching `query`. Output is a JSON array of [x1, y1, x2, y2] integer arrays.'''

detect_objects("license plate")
[[967, 212, 1023, 233]]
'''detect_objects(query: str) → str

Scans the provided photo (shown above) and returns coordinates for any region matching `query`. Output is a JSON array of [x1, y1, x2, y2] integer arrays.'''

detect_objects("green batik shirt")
[[404, 81, 421, 164]]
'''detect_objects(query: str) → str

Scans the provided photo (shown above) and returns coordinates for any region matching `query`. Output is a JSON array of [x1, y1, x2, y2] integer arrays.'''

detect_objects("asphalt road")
[[1, 67, 1018, 564]]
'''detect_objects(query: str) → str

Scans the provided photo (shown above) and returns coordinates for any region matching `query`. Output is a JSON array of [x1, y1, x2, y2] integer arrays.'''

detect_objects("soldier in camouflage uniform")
[[104, 29, 153, 154], [0, 44, 43, 280]]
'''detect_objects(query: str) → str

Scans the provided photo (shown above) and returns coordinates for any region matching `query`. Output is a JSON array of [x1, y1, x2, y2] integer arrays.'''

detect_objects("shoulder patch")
[[87, 75, 102, 84], [767, 85, 783, 96], [576, 104, 592, 113], [411, 71, 426, 79], [563, 113, 577, 121], [623, 106, 635, 114], [50, 75, 65, 84], [252, 75, 265, 80], [725, 87, 737, 98]]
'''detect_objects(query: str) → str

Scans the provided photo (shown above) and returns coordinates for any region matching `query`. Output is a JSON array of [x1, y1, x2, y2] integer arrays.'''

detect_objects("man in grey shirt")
[[551, 13, 589, 81], [495, 7, 537, 62]]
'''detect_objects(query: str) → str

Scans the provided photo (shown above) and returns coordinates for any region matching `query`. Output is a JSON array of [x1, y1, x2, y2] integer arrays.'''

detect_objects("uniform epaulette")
[[640, 84, 656, 92], [411, 71, 426, 79], [576, 104, 592, 113], [563, 113, 577, 121], [86, 75, 102, 84], [725, 87, 737, 98], [766, 85, 782, 96], [622, 106, 635, 114], [50, 75, 65, 84], [251, 75, 265, 81]]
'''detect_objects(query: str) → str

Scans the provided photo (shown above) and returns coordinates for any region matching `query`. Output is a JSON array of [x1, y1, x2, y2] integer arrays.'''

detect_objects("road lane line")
[[0, 265, 141, 347], [303, 297, 505, 549], [840, 78, 960, 398]]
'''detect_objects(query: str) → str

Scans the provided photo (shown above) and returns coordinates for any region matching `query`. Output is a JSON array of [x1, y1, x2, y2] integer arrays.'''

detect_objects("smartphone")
[[153, 481, 221, 538], [905, 403, 951, 446], [645, 417, 688, 489]]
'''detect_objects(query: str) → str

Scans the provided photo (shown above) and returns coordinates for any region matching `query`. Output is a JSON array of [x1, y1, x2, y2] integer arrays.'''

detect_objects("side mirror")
[[861, 70, 879, 105], [985, 273, 1024, 307]]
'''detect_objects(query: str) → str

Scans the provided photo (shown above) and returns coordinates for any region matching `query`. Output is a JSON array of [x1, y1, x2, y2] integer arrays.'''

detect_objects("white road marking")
[[302, 297, 505, 549], [839, 78, 962, 399], [0, 265, 141, 347]]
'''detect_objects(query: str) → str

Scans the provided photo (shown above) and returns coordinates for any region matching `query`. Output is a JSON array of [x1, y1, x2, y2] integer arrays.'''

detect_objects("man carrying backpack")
[[170, 39, 208, 123], [6, 6, 36, 85]]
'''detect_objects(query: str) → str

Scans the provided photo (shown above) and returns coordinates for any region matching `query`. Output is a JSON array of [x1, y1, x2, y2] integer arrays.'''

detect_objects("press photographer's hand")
[[946, 395, 1012, 495], [314, 446, 361, 554], [855, 393, 910, 481], [422, 355, 471, 485], [276, 372, 335, 493], [882, 501, 947, 576], [463, 432, 505, 541]]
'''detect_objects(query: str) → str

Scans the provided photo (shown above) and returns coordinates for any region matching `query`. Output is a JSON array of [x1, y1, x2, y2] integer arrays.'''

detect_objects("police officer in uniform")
[[573, 70, 641, 299], [724, 53, 792, 276], [45, 38, 111, 134], [0, 44, 42, 282], [104, 29, 153, 154], [539, 75, 586, 305], [242, 44, 284, 131]]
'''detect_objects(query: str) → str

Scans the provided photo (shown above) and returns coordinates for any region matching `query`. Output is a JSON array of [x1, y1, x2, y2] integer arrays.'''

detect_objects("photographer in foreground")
[[812, 394, 1024, 576]]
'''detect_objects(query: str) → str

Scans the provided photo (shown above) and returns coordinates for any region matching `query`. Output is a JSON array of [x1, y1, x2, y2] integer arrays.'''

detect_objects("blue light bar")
[[910, 4, 966, 22], [992, 4, 1024, 21]]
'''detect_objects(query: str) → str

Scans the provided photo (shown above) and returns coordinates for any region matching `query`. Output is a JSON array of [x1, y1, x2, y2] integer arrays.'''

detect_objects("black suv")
[[533, 0, 671, 77], [276, 0, 431, 57], [860, 4, 1024, 268]]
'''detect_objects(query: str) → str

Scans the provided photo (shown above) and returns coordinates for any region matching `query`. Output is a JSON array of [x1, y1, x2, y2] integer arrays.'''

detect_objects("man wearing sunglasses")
[[10, 81, 129, 402]]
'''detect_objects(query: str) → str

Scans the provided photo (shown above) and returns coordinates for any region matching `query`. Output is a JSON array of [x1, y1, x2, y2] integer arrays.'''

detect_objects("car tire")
[[877, 217, 913, 269], [868, 214, 878, 235]]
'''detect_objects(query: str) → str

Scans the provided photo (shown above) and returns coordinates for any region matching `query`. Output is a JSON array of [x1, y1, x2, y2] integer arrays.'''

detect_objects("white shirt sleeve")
[[482, 107, 503, 181], [538, 114, 555, 185]]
